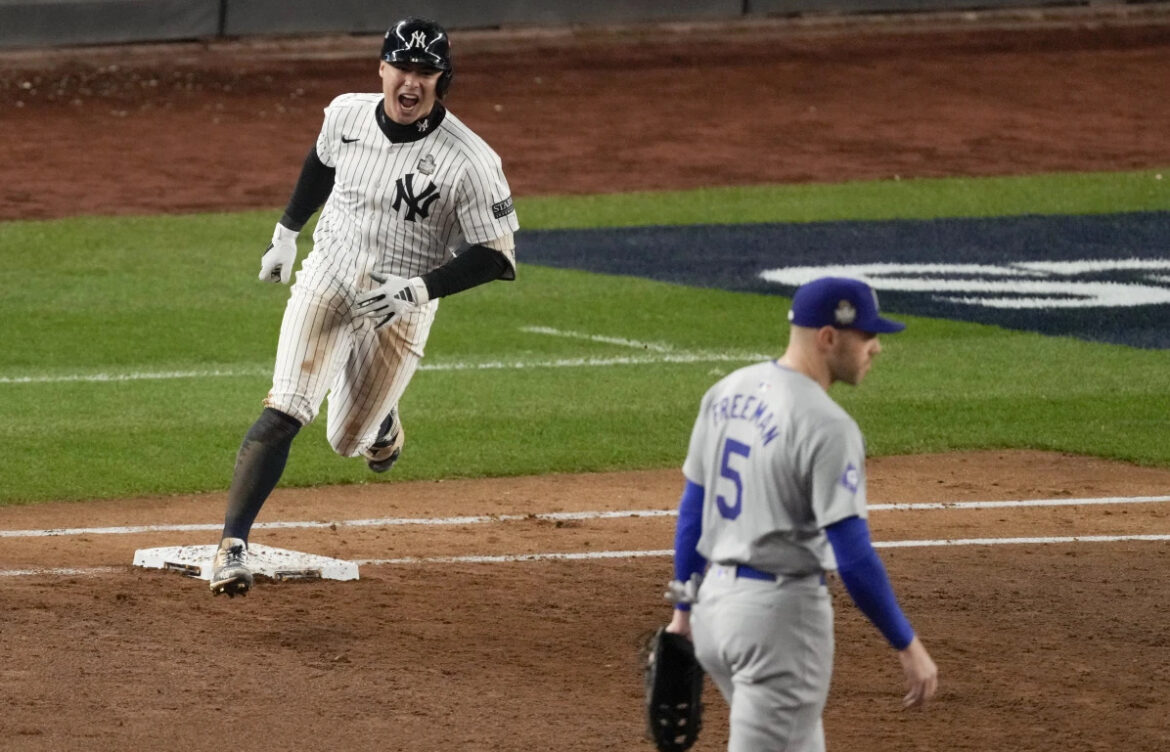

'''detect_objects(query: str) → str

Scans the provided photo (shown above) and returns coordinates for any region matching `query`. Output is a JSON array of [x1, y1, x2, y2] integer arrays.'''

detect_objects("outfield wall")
[[0, 0, 1151, 50]]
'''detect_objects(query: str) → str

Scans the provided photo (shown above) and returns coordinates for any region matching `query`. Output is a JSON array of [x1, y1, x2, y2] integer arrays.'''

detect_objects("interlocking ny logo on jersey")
[[391, 173, 440, 222]]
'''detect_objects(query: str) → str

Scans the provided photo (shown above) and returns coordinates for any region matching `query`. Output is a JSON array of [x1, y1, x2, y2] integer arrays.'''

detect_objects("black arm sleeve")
[[421, 244, 514, 299], [279, 146, 336, 232]]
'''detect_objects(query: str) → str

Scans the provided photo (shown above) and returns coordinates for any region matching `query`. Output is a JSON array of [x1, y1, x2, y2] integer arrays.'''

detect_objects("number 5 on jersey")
[[716, 438, 751, 520]]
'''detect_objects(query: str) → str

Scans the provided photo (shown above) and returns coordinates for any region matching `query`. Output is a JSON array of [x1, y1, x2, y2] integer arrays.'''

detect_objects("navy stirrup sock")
[[221, 408, 302, 541]]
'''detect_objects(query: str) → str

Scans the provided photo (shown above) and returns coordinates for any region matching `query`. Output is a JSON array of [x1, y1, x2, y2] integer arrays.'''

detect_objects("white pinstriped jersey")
[[310, 93, 519, 280], [682, 361, 869, 575], [262, 94, 517, 456]]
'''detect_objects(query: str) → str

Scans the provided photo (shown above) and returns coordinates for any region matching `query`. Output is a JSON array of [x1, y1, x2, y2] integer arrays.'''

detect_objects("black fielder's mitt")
[[644, 627, 704, 752]]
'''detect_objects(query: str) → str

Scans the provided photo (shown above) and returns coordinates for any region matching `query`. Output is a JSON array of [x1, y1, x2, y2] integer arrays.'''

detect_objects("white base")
[[132, 543, 360, 582]]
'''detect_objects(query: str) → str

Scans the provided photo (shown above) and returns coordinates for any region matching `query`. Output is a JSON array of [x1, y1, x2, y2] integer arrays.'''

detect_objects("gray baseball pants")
[[692, 564, 834, 752]]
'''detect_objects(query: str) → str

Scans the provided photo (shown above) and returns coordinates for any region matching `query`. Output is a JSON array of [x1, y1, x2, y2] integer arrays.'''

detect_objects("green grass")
[[518, 168, 1170, 228], [1, 168, 1168, 504]]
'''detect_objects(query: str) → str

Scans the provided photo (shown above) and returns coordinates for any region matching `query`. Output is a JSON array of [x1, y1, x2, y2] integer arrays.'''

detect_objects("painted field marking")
[[875, 534, 1170, 548], [0, 325, 770, 386], [0, 368, 268, 385], [364, 549, 676, 565], [520, 325, 680, 353], [357, 532, 1170, 566], [760, 260, 1170, 309], [0, 352, 767, 386], [867, 495, 1170, 511], [417, 352, 770, 370], [2, 496, 1169, 540], [0, 566, 121, 578], [0, 510, 677, 539], [5, 531, 1170, 579], [2, 533, 1170, 580], [357, 533, 1170, 566]]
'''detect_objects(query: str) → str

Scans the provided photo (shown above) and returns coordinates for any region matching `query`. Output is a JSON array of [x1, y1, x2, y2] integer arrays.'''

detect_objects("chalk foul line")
[[359, 533, 1170, 566], [0, 566, 121, 578], [7, 531, 1169, 579], [867, 495, 1170, 511], [2, 496, 1170, 578], [3, 495, 1168, 540]]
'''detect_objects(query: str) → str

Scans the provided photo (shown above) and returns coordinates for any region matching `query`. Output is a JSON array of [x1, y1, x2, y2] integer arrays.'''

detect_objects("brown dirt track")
[[4, 8, 1170, 751]]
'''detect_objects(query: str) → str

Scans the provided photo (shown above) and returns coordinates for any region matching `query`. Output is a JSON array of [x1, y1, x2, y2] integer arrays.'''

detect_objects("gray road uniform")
[[683, 361, 869, 752]]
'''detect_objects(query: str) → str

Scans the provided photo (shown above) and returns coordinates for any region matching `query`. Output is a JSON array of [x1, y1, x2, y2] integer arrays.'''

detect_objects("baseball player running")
[[210, 17, 519, 596], [665, 277, 938, 750]]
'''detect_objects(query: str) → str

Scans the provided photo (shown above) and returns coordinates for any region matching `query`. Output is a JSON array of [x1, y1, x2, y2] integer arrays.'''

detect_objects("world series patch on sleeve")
[[644, 627, 704, 752]]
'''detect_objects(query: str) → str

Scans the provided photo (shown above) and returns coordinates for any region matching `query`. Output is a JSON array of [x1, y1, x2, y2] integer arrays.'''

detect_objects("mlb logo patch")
[[839, 463, 859, 494]]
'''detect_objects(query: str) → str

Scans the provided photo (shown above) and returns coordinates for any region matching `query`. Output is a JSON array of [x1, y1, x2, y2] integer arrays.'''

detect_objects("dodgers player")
[[210, 17, 519, 596], [665, 277, 938, 750]]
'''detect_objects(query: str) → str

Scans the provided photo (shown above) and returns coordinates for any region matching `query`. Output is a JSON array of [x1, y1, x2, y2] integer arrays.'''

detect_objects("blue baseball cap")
[[787, 277, 906, 334]]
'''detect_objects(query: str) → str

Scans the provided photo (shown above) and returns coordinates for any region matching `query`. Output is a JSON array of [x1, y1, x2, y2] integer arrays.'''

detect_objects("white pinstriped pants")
[[263, 259, 436, 458]]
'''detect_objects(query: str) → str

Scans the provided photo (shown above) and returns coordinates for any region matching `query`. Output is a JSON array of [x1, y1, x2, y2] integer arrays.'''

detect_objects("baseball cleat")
[[364, 408, 404, 473], [209, 537, 253, 597]]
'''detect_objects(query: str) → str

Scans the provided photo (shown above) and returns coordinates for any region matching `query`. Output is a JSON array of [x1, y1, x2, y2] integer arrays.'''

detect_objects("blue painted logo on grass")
[[520, 212, 1170, 349]]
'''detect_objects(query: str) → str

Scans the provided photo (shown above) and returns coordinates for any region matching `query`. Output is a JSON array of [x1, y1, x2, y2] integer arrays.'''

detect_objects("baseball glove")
[[644, 627, 703, 752]]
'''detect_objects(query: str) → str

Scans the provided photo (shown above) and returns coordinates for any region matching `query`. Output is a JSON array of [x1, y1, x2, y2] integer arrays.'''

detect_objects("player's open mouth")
[[398, 94, 420, 109]]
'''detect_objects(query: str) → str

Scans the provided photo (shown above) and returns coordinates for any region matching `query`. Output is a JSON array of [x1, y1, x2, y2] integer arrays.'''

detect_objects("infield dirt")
[[2, 10, 1170, 751]]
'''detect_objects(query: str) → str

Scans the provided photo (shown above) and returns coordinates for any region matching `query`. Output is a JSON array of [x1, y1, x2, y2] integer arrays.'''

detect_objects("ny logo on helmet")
[[406, 31, 429, 49], [391, 173, 440, 222]]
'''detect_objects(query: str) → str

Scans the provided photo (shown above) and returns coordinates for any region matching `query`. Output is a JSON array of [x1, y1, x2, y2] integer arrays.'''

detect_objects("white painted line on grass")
[[3, 496, 1169, 540], [520, 325, 681, 353], [416, 352, 771, 370], [0, 350, 768, 386], [0, 509, 676, 539], [0, 368, 267, 384]]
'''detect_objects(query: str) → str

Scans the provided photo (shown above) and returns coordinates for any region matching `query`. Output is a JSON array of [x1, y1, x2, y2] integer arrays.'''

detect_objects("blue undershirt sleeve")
[[825, 515, 915, 650], [672, 480, 708, 612]]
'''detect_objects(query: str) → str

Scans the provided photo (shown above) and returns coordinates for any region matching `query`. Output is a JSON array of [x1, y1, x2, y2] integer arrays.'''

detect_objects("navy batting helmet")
[[381, 18, 453, 98]]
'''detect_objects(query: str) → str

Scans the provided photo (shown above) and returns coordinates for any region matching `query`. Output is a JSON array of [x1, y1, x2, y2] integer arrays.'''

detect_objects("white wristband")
[[407, 277, 430, 305]]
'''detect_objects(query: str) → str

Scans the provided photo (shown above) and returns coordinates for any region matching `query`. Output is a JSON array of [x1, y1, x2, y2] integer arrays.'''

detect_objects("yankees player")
[[665, 277, 938, 750], [210, 17, 518, 596]]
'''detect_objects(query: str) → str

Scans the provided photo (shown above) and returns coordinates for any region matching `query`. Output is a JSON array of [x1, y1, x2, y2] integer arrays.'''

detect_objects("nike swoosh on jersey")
[[342, 136, 359, 143]]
